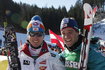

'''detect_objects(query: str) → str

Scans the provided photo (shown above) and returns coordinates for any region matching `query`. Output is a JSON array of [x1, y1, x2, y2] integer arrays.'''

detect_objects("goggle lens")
[[29, 32, 44, 37]]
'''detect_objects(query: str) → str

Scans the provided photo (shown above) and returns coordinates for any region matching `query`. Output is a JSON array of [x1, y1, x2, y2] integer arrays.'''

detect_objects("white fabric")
[[19, 51, 65, 70], [7, 43, 66, 70], [29, 45, 42, 56]]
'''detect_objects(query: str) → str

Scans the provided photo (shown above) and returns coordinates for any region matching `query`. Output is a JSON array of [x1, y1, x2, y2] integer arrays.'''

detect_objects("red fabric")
[[93, 6, 98, 17], [38, 41, 48, 56], [84, 24, 92, 31], [49, 29, 64, 51], [21, 43, 31, 57], [21, 41, 49, 57]]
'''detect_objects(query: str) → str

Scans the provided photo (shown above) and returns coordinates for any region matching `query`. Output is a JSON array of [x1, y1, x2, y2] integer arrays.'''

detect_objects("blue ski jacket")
[[60, 37, 105, 70]]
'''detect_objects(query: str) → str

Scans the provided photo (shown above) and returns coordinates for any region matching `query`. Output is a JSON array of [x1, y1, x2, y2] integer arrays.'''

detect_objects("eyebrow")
[[67, 29, 74, 32]]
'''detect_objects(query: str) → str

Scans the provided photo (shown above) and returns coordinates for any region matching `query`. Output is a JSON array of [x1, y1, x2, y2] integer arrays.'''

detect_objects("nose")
[[32, 36, 38, 39], [64, 35, 67, 39], [64, 33, 70, 39]]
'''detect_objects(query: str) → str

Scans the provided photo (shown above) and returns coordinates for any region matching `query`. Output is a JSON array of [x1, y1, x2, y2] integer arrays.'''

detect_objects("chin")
[[66, 44, 72, 47], [32, 44, 38, 47]]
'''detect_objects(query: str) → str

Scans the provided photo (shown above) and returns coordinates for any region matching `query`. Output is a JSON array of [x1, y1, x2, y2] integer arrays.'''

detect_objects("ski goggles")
[[28, 32, 45, 37]]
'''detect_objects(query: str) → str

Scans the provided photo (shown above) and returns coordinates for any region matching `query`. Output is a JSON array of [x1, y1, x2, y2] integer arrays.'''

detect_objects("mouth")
[[33, 41, 38, 43], [65, 39, 73, 47], [65, 39, 71, 42]]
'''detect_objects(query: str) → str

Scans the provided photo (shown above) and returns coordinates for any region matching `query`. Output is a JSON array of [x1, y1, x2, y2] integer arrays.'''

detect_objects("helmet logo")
[[33, 28, 39, 31], [62, 23, 67, 28], [63, 18, 69, 23], [33, 21, 39, 26]]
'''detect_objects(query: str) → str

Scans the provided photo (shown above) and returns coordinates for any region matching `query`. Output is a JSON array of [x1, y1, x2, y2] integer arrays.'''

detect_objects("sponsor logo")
[[39, 60, 46, 64], [23, 60, 30, 65], [65, 60, 79, 68], [33, 28, 39, 31], [39, 66, 47, 70], [62, 23, 67, 28], [33, 22, 39, 26]]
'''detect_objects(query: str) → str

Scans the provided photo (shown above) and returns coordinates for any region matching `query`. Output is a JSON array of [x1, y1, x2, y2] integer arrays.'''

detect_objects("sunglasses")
[[28, 32, 44, 37]]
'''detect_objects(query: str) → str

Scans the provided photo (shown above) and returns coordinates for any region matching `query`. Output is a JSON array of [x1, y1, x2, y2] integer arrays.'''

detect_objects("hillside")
[[93, 18, 105, 40]]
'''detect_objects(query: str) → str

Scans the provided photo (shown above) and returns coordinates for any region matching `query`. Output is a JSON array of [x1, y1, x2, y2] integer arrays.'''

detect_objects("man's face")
[[28, 32, 44, 47], [61, 27, 79, 47]]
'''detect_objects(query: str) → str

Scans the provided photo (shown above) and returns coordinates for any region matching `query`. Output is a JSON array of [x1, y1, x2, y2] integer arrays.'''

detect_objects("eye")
[[62, 32, 64, 35], [61, 32, 65, 36], [68, 31, 72, 34], [68, 30, 74, 34]]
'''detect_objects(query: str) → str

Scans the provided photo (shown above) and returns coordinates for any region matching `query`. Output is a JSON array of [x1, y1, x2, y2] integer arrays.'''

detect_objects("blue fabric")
[[31, 15, 42, 21], [27, 20, 45, 33], [87, 43, 105, 70], [60, 39, 105, 70], [27, 27, 44, 32], [60, 18, 79, 31]]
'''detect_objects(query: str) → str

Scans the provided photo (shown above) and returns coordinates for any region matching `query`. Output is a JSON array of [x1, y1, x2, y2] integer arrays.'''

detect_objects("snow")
[[93, 18, 105, 40], [0, 55, 7, 61]]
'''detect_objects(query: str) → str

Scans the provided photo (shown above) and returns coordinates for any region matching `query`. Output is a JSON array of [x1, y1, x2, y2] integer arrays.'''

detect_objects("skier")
[[8, 15, 65, 70], [59, 17, 105, 70]]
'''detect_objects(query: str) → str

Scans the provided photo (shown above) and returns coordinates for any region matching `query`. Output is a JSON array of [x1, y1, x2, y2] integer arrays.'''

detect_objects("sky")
[[12, 0, 77, 11]]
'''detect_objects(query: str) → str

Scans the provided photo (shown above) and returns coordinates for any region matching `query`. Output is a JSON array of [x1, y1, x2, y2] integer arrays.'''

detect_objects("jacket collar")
[[21, 41, 49, 57]]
